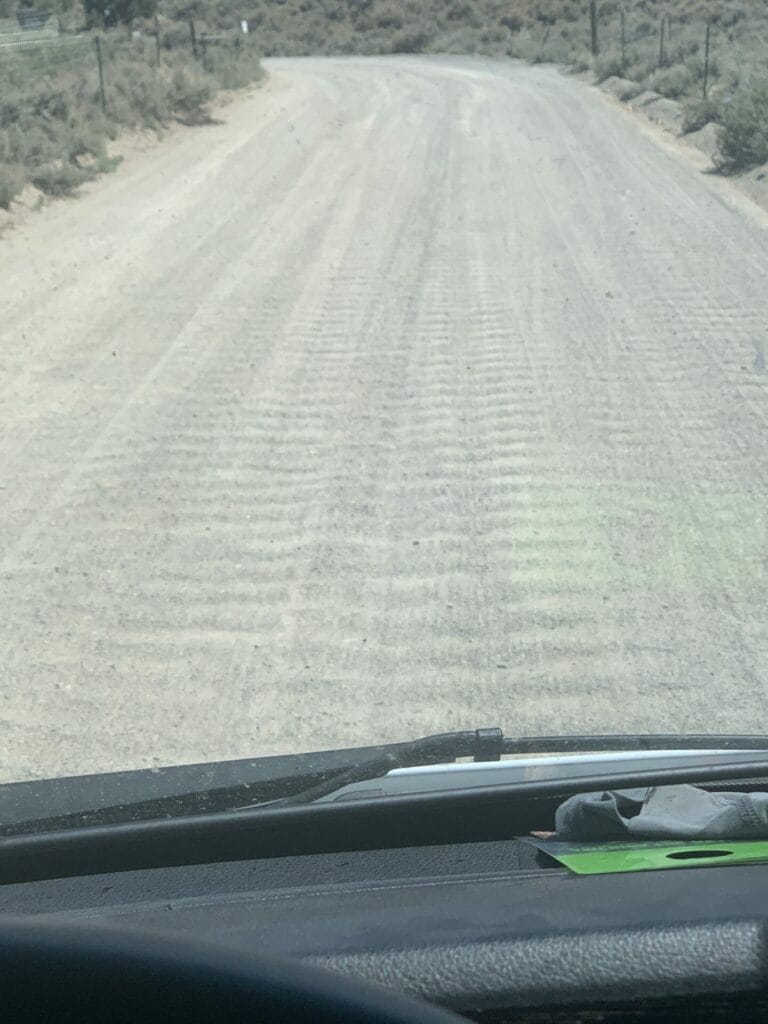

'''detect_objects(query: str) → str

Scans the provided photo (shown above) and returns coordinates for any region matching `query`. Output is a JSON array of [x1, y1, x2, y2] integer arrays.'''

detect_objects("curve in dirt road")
[[1, 56, 767, 781]]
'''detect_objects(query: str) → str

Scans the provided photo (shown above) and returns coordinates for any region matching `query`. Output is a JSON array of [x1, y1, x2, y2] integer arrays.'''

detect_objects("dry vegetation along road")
[[1, 57, 768, 782]]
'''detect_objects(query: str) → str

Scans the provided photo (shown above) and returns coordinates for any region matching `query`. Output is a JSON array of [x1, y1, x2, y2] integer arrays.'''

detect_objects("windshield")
[[1, 0, 766, 797]]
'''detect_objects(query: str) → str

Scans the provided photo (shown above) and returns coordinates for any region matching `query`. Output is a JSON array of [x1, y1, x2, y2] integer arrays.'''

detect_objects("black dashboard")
[[2, 836, 768, 1021]]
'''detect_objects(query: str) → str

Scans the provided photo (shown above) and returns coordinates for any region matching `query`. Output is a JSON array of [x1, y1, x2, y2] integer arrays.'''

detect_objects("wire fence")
[[1, 4, 760, 117], [0, 11, 261, 207], [0, 19, 253, 108], [592, 7, 712, 69], [584, 2, 768, 100], [0, 34, 96, 86]]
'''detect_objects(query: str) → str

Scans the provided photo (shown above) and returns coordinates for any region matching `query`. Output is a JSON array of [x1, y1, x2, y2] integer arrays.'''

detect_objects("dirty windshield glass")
[[1, 0, 767, 794]]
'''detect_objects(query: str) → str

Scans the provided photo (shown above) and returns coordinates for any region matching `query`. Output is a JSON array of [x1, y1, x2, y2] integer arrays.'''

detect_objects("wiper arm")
[[235, 727, 505, 809], [5, 731, 768, 835], [239, 732, 768, 810]]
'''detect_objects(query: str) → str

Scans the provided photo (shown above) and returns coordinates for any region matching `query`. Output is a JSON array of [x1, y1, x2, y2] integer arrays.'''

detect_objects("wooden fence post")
[[589, 0, 598, 57], [94, 35, 107, 114], [620, 8, 625, 71]]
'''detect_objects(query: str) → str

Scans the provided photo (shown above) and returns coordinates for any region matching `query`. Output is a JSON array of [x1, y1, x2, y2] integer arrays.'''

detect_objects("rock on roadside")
[[598, 75, 642, 102], [685, 122, 720, 161], [598, 81, 712, 158], [627, 90, 684, 133]]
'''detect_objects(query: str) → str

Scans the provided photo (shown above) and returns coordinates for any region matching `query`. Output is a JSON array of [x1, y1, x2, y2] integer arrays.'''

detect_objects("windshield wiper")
[[5, 731, 768, 836], [234, 727, 505, 809], [237, 731, 768, 810], [9, 747, 768, 886]]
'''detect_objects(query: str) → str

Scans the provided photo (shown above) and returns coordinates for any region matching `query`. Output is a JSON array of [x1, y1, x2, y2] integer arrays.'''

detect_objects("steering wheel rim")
[[0, 915, 463, 1023]]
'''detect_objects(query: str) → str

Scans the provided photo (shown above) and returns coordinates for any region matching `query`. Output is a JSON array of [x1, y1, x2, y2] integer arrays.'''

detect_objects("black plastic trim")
[[5, 756, 768, 884]]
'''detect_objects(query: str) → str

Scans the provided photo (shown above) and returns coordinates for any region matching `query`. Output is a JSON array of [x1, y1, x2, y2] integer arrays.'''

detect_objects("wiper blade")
[[6, 731, 768, 835], [244, 733, 768, 809], [9, 752, 768, 886], [499, 734, 768, 754], [235, 727, 506, 809]]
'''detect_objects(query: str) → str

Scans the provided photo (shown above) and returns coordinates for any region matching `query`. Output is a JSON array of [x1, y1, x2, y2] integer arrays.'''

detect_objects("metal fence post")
[[658, 15, 665, 68], [189, 19, 198, 59], [589, 0, 598, 57], [154, 14, 161, 66], [620, 8, 626, 71], [94, 35, 107, 115], [703, 20, 711, 98]]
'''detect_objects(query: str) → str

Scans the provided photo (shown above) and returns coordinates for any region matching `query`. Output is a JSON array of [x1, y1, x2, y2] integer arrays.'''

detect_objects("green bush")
[[499, 12, 523, 31], [170, 64, 214, 118], [648, 63, 694, 99], [31, 159, 93, 195], [618, 80, 643, 101], [374, 5, 402, 29], [681, 95, 721, 133], [108, 59, 172, 127], [390, 29, 430, 53], [716, 78, 768, 170], [624, 56, 655, 83], [509, 29, 548, 62], [64, 118, 108, 161], [594, 51, 624, 82], [715, 5, 748, 30], [95, 152, 123, 173], [84, 0, 156, 28], [201, 40, 264, 90]]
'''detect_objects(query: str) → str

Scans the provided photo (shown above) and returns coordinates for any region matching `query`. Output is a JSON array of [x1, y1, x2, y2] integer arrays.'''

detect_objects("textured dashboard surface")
[[0, 839, 539, 914], [2, 842, 768, 1012]]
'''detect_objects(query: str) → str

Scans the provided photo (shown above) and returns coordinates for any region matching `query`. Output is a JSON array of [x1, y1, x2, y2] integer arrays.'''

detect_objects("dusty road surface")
[[1, 57, 768, 782]]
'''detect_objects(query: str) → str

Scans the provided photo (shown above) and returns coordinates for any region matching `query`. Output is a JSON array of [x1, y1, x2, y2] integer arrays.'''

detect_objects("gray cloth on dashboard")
[[555, 785, 768, 841]]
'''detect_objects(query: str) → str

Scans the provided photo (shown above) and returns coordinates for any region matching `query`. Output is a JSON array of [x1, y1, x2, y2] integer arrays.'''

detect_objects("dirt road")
[[2, 56, 767, 782]]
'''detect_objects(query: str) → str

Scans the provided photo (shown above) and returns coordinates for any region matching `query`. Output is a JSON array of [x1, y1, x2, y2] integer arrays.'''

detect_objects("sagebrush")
[[0, 29, 263, 209]]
